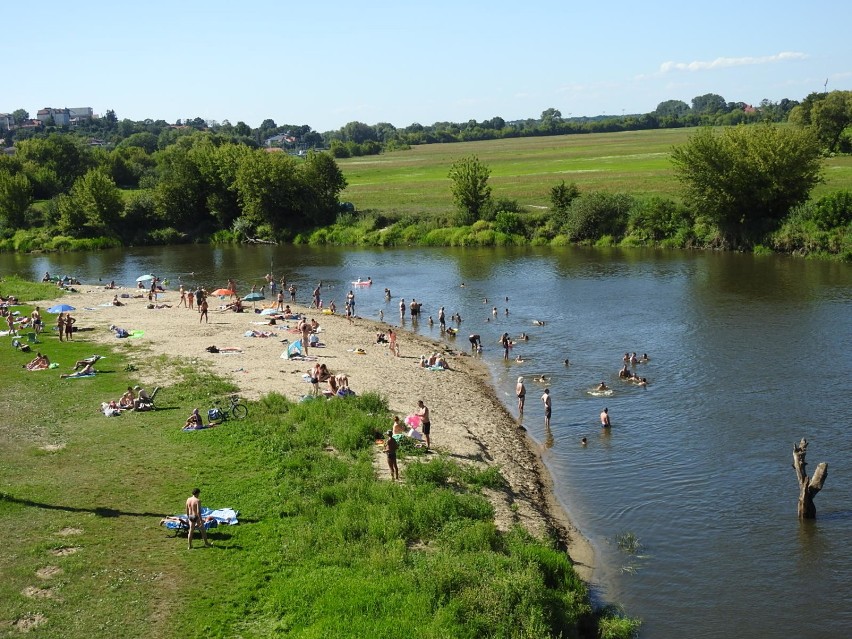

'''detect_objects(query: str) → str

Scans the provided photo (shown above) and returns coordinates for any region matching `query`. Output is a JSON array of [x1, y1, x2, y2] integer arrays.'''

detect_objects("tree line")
[[0, 131, 347, 250]]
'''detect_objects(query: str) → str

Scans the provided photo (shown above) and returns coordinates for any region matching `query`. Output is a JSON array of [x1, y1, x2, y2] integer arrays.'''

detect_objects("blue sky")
[[5, 0, 849, 132]]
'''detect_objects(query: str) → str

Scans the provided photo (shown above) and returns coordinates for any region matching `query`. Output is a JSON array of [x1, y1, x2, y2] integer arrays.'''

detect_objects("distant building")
[[0, 113, 13, 130], [69, 107, 93, 119], [36, 107, 71, 126], [265, 133, 297, 147]]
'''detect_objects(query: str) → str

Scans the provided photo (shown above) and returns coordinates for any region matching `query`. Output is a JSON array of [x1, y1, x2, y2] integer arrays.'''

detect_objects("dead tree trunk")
[[792, 438, 828, 519]]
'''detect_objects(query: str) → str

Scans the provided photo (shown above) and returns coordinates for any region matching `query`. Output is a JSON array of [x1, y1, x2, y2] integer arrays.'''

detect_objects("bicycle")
[[209, 395, 249, 422]]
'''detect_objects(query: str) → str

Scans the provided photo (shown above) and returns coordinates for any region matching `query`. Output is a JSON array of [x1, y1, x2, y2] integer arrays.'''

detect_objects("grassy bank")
[[0, 281, 638, 638]]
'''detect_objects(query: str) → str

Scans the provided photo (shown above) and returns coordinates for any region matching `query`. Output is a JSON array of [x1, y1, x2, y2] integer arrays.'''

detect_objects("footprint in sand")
[[35, 566, 62, 580]]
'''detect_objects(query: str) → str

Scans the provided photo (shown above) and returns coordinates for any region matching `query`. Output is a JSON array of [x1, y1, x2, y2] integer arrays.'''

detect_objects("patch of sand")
[[22, 586, 57, 599], [35, 285, 594, 578], [13, 614, 47, 632], [50, 547, 80, 557], [55, 527, 82, 537], [39, 443, 66, 452], [35, 566, 62, 579]]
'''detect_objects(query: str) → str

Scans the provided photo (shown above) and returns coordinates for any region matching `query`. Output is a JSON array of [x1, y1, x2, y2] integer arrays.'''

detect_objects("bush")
[[563, 191, 633, 242], [625, 196, 692, 244]]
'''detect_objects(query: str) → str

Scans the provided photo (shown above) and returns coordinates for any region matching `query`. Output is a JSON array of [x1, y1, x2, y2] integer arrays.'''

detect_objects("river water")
[[3, 245, 851, 638]]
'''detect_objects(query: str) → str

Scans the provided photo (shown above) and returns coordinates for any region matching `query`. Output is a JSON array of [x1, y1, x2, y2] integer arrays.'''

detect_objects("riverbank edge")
[[32, 284, 596, 586]]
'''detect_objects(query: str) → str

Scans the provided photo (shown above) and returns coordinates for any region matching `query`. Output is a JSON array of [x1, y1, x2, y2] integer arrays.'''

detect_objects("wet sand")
[[35, 285, 594, 580]]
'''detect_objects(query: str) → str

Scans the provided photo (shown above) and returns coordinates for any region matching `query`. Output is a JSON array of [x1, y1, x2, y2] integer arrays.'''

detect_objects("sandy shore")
[[34, 285, 594, 580]]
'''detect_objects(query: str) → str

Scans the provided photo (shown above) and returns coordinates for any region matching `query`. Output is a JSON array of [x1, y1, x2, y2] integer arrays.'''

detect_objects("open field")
[[338, 128, 852, 217]]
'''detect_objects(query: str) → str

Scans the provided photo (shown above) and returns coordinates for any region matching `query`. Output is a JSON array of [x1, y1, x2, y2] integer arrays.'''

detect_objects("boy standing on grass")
[[384, 431, 400, 480], [186, 488, 212, 549]]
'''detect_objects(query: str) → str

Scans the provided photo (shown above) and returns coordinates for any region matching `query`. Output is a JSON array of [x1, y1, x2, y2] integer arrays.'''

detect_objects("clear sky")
[[4, 0, 849, 132]]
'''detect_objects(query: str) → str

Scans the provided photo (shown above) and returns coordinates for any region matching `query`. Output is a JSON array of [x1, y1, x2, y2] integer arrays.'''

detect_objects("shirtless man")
[[416, 400, 431, 449], [438, 306, 445, 331], [199, 297, 208, 323], [185, 488, 212, 549], [600, 407, 611, 428], [31, 306, 43, 334], [541, 389, 552, 428], [64, 313, 75, 340], [399, 298, 406, 319], [383, 430, 400, 480]]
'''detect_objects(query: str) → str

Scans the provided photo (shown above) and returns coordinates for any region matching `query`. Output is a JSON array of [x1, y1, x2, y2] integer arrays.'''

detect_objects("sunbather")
[[184, 408, 203, 429], [74, 354, 102, 370], [60, 363, 95, 378], [25, 352, 50, 371], [118, 386, 135, 409]]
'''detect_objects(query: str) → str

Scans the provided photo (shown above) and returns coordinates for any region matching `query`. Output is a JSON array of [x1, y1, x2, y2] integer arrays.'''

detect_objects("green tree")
[[16, 134, 95, 195], [448, 155, 492, 225], [234, 121, 252, 137], [12, 109, 29, 124], [301, 151, 348, 226], [654, 100, 690, 118], [549, 180, 580, 226], [59, 169, 123, 237], [0, 170, 32, 229], [671, 124, 823, 248], [236, 149, 303, 232], [691, 93, 727, 115], [810, 90, 852, 152]]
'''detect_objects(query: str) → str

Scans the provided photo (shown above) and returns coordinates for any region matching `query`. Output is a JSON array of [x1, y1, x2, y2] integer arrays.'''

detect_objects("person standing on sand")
[[388, 329, 399, 356], [541, 388, 551, 428], [187, 287, 194, 310], [178, 285, 186, 308], [600, 407, 611, 428], [516, 376, 526, 415], [185, 488, 212, 549], [199, 297, 208, 323], [276, 290, 284, 311], [383, 430, 400, 480], [300, 319, 311, 355], [416, 400, 431, 449]]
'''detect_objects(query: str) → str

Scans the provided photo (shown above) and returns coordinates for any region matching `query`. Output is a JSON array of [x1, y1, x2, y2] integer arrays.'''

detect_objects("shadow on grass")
[[1, 492, 165, 518]]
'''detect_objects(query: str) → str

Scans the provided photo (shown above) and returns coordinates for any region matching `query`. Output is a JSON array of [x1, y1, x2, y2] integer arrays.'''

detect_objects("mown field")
[[337, 127, 852, 218]]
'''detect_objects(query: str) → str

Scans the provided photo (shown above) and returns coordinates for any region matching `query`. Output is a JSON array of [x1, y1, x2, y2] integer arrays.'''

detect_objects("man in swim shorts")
[[541, 389, 551, 428], [185, 488, 212, 549], [416, 400, 431, 449], [516, 376, 526, 414], [469, 334, 481, 351], [600, 407, 611, 428]]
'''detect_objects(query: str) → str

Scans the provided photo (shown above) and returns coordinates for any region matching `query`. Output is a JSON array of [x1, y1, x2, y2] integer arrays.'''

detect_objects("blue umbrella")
[[136, 274, 156, 283], [260, 308, 278, 315], [48, 304, 76, 313]]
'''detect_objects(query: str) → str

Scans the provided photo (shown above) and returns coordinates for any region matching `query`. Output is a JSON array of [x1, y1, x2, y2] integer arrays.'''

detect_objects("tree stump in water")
[[792, 438, 828, 519]]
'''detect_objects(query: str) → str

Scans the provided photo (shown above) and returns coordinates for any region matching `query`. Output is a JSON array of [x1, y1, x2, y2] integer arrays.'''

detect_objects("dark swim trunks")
[[422, 421, 431, 435], [545, 408, 551, 418]]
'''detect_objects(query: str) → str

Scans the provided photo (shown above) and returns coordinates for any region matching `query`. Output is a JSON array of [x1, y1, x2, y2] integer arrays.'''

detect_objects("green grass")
[[0, 295, 638, 638], [338, 127, 852, 217]]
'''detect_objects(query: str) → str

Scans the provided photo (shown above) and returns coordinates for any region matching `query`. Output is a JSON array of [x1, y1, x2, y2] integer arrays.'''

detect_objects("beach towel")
[[160, 507, 239, 531], [129, 330, 145, 338], [64, 372, 96, 379]]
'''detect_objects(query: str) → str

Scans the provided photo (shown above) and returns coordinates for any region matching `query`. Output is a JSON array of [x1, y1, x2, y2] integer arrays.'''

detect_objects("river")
[[3, 244, 851, 638]]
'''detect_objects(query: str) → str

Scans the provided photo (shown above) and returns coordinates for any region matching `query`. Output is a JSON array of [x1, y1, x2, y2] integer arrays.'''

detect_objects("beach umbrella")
[[260, 308, 278, 315], [136, 274, 156, 282], [47, 304, 76, 313], [211, 288, 235, 297], [243, 291, 265, 310]]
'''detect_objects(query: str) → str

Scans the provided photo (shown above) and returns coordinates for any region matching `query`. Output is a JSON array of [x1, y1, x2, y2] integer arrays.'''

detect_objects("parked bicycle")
[[208, 395, 248, 422]]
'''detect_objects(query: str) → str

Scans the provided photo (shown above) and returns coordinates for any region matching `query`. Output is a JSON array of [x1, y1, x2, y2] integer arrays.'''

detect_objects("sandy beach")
[[34, 284, 594, 580]]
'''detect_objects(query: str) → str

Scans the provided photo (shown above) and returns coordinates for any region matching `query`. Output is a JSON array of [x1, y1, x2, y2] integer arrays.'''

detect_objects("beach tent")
[[283, 339, 302, 359]]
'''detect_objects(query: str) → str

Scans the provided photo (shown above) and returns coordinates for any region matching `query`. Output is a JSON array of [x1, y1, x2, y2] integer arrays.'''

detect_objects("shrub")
[[563, 192, 633, 242], [625, 196, 692, 244]]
